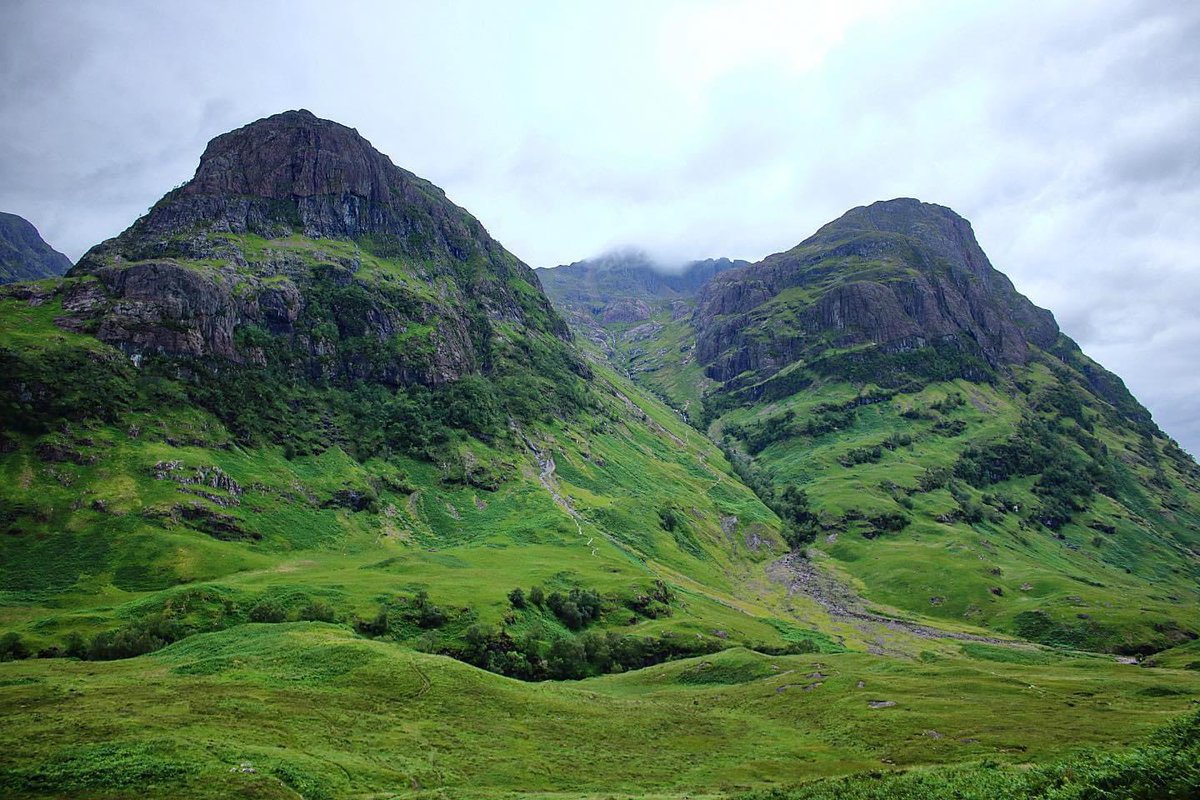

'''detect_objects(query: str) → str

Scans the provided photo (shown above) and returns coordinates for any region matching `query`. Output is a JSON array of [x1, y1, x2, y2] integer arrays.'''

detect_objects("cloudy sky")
[[1, 0, 1197, 452]]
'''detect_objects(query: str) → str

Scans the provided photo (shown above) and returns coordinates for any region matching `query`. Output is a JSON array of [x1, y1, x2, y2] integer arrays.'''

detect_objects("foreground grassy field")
[[1, 624, 1197, 799]]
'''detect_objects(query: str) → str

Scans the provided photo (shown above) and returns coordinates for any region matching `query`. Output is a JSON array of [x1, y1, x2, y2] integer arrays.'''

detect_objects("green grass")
[[1, 624, 1197, 799]]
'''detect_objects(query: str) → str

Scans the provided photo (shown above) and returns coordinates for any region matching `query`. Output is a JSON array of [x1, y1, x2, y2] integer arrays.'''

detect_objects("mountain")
[[552, 198, 1200, 657], [694, 199, 1059, 385], [2, 119, 1199, 800], [0, 111, 830, 701], [0, 213, 72, 284], [541, 249, 747, 325], [540, 250, 748, 409], [1, 110, 803, 665], [67, 109, 577, 399]]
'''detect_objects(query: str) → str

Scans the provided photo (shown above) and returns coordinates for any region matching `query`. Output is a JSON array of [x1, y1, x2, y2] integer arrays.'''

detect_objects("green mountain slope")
[[558, 199, 1200, 657]]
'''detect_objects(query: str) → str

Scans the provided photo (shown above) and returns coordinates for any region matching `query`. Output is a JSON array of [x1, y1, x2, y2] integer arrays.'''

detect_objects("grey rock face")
[[601, 298, 652, 324], [693, 199, 1060, 382], [76, 110, 507, 259]]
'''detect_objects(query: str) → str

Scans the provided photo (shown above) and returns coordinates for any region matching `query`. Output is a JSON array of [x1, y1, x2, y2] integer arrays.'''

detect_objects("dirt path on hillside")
[[768, 553, 1030, 648], [518, 431, 599, 556]]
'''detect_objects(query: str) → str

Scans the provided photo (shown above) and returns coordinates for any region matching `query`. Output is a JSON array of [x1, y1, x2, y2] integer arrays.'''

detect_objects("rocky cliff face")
[[65, 110, 577, 389], [0, 213, 72, 284], [694, 199, 1060, 383]]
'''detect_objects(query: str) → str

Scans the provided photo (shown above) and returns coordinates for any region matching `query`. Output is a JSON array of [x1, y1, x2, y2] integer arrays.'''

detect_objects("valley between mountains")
[[1, 111, 1197, 799]]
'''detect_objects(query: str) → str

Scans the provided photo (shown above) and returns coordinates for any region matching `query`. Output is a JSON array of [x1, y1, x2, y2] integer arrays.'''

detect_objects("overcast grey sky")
[[1, 0, 1197, 453]]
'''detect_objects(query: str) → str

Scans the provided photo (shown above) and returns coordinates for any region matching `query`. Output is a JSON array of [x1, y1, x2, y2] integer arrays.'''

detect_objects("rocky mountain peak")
[[183, 109, 401, 203], [54, 111, 579, 393], [73, 110, 501, 267], [807, 198, 995, 284], [693, 199, 1061, 386]]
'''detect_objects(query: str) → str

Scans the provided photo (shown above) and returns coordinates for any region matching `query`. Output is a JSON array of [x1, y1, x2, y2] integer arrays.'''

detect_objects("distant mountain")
[[541, 250, 748, 324], [0, 212, 72, 284]]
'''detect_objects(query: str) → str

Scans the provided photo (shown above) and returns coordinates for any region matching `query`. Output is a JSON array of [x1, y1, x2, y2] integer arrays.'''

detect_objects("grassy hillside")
[[6, 271, 1197, 797], [1, 624, 1197, 799], [589, 297, 1200, 657], [0, 285, 810, 666], [4, 179, 1199, 795]]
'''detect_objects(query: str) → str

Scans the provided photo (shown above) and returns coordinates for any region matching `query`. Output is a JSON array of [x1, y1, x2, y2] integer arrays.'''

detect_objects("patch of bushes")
[[772, 485, 818, 548], [354, 589, 449, 637], [839, 445, 883, 467], [954, 417, 1115, 531], [545, 587, 603, 630], [809, 340, 995, 390], [452, 625, 723, 681], [0, 632, 31, 661]]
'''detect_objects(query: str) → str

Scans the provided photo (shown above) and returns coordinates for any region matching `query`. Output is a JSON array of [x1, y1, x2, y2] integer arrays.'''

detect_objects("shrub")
[[298, 600, 336, 623], [248, 599, 288, 623], [0, 632, 30, 661]]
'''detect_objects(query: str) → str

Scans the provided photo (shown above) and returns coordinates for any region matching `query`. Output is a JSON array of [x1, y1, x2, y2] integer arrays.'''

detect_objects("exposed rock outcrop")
[[601, 298, 652, 324], [693, 199, 1060, 383]]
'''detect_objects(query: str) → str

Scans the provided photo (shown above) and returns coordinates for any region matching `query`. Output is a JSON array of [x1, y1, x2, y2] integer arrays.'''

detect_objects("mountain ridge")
[[694, 198, 1061, 386], [50, 110, 583, 427], [0, 212, 72, 285]]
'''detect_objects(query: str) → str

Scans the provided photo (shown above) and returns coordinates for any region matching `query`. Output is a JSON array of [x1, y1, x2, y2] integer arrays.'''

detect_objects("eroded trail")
[[518, 432, 597, 556], [769, 553, 1029, 648]]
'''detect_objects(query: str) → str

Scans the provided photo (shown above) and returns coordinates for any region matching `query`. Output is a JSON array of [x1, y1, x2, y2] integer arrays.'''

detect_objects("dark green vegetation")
[[2, 114, 1198, 799], [0, 212, 72, 284]]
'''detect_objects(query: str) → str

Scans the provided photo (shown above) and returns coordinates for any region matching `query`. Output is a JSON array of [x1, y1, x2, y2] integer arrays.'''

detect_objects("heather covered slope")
[[550, 199, 1200, 657], [0, 212, 72, 284]]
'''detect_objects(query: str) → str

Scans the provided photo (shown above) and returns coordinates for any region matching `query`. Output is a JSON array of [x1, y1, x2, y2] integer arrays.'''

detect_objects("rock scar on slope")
[[768, 552, 1031, 647]]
